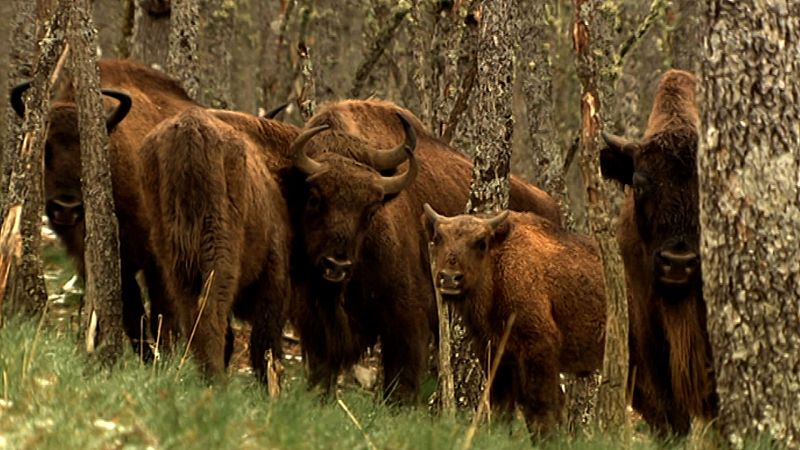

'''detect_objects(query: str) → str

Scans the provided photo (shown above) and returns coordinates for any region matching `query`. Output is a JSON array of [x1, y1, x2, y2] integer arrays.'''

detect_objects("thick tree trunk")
[[68, 0, 125, 362], [1, 0, 37, 227], [700, 2, 800, 447], [130, 0, 171, 68], [573, 0, 630, 435], [198, 0, 234, 108], [167, 0, 200, 98], [5, 1, 70, 317]]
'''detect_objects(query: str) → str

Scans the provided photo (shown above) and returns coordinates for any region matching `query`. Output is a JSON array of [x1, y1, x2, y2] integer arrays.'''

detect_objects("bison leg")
[[247, 260, 289, 388], [380, 312, 429, 404], [119, 263, 152, 360], [519, 349, 565, 440], [143, 261, 179, 352], [186, 268, 239, 378]]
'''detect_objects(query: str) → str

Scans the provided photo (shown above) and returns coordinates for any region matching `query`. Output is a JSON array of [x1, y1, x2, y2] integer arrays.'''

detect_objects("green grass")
[[0, 238, 782, 450]]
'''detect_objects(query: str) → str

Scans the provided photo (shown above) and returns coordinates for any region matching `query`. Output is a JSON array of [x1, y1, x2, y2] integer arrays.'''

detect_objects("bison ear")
[[490, 219, 512, 246], [420, 211, 435, 242], [600, 132, 635, 186]]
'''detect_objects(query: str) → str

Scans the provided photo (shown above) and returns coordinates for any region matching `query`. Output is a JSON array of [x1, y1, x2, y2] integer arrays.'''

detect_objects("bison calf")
[[422, 206, 605, 436]]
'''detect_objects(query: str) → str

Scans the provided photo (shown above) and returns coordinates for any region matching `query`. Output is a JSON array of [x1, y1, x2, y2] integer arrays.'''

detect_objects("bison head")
[[290, 113, 418, 283], [600, 129, 700, 295], [422, 204, 510, 300], [10, 81, 132, 232]]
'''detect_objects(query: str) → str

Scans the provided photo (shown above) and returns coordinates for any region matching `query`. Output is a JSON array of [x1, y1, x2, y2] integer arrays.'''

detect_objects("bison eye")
[[432, 232, 442, 245], [474, 239, 487, 252], [364, 204, 380, 222], [307, 192, 321, 210], [632, 172, 649, 198]]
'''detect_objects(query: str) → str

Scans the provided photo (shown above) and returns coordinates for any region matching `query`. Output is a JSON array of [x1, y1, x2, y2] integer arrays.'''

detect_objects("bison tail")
[[145, 109, 246, 294]]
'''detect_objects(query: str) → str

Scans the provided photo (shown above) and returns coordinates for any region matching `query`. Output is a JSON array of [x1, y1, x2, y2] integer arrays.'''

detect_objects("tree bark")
[[167, 0, 200, 98], [573, 0, 630, 435], [130, 0, 171, 68], [198, 0, 234, 108], [700, 2, 800, 447], [1, 0, 37, 228], [5, 1, 70, 317], [668, 0, 701, 74], [68, 0, 125, 362]]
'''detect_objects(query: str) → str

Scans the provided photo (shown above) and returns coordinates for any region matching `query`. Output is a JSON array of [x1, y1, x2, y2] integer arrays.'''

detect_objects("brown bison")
[[284, 99, 564, 403], [138, 107, 292, 380], [422, 205, 606, 436], [10, 59, 199, 350], [599, 69, 716, 436]]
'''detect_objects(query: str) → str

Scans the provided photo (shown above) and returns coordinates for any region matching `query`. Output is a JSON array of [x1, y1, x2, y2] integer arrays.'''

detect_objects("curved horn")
[[601, 131, 631, 150], [372, 112, 417, 171], [101, 90, 132, 131], [423, 203, 448, 226], [483, 210, 510, 231], [10, 80, 31, 118], [378, 146, 418, 195], [264, 102, 289, 119], [291, 124, 330, 176]]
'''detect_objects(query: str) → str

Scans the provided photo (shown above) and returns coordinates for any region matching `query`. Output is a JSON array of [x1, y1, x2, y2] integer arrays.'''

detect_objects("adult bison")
[[138, 107, 292, 381], [599, 69, 716, 436], [422, 205, 605, 437], [286, 100, 564, 403], [10, 59, 199, 350]]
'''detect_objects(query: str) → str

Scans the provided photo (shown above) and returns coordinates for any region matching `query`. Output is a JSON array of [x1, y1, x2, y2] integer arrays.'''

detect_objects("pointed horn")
[[483, 210, 510, 230], [601, 131, 631, 150], [378, 146, 418, 195], [372, 112, 417, 171], [264, 102, 289, 119], [10, 80, 31, 118], [291, 124, 330, 176], [423, 203, 448, 225], [101, 90, 132, 131]]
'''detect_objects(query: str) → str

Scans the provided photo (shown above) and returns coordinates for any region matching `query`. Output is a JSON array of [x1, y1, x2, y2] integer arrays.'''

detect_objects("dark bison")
[[139, 107, 292, 381], [422, 205, 606, 437], [599, 69, 716, 436], [10, 59, 198, 349]]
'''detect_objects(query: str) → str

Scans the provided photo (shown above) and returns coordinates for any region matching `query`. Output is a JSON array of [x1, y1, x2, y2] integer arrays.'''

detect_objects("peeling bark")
[[573, 0, 630, 435], [700, 2, 800, 447], [68, 0, 125, 363], [5, 1, 70, 317]]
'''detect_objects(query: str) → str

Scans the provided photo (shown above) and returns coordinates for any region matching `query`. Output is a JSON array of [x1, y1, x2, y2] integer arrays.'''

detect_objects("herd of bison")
[[12, 59, 714, 439]]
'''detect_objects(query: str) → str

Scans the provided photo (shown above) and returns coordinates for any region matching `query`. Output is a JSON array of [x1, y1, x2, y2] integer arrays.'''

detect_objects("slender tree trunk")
[[167, 0, 200, 98], [130, 0, 171, 68], [259, 0, 296, 112], [68, 0, 125, 362], [668, 0, 700, 74], [198, 0, 234, 108], [700, 2, 800, 447], [5, 1, 70, 317], [573, 0, 630, 436]]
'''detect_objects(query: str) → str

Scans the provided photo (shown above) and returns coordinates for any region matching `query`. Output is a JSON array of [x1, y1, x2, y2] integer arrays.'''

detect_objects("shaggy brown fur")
[[139, 107, 291, 380], [284, 100, 563, 404], [600, 69, 716, 436], [28, 59, 199, 352], [422, 209, 606, 437], [307, 99, 563, 224]]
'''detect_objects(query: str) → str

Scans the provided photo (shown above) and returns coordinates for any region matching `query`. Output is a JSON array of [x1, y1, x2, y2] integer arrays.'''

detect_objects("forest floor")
[[0, 231, 777, 449]]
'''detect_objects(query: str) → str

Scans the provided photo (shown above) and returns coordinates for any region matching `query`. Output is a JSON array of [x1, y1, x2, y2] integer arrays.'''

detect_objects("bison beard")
[[10, 59, 200, 356], [139, 107, 290, 383], [422, 206, 606, 438], [600, 69, 717, 436]]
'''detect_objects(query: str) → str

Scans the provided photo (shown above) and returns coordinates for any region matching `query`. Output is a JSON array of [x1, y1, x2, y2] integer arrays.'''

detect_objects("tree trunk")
[[700, 2, 800, 447], [198, 0, 233, 108], [573, 0, 630, 436], [68, 0, 125, 363], [1, 0, 37, 227], [449, 0, 520, 413], [5, 0, 70, 317], [130, 0, 171, 69], [668, 0, 701, 74], [167, 0, 200, 98]]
